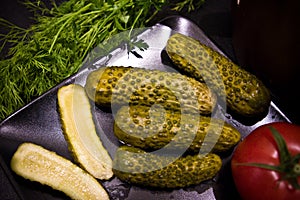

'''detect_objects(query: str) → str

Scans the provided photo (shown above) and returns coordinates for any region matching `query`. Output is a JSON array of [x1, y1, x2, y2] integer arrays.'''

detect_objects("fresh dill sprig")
[[173, 0, 206, 12]]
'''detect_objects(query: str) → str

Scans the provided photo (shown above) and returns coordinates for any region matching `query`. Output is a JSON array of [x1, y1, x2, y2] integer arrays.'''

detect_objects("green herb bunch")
[[173, 0, 205, 12], [0, 0, 205, 121]]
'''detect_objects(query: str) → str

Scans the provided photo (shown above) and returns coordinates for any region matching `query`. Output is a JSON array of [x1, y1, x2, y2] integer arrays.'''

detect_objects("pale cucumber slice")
[[11, 142, 109, 200], [57, 84, 113, 180]]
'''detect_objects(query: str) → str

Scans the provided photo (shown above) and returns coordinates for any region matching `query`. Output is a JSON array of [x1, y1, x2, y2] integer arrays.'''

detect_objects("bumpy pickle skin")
[[114, 105, 241, 153], [84, 66, 217, 115], [112, 145, 222, 188], [57, 84, 113, 180], [166, 33, 271, 117], [11, 143, 109, 200]]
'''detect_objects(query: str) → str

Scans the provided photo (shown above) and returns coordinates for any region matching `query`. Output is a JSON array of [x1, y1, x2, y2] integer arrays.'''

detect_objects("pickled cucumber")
[[57, 84, 113, 180], [11, 143, 109, 200], [112, 145, 222, 188], [166, 33, 271, 117], [114, 105, 241, 153], [84, 66, 216, 115]]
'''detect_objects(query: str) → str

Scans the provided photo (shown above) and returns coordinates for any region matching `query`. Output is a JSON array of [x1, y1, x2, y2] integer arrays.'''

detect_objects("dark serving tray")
[[0, 16, 290, 200]]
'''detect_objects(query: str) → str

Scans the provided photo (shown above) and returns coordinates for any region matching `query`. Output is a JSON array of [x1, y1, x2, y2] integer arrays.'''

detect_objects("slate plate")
[[0, 16, 290, 200]]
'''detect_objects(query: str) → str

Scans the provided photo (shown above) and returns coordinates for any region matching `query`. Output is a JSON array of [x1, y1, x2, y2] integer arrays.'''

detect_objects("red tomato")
[[231, 122, 300, 200]]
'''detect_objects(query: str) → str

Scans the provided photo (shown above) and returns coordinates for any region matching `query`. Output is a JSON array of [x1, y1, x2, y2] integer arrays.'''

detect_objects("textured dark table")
[[0, 0, 298, 199]]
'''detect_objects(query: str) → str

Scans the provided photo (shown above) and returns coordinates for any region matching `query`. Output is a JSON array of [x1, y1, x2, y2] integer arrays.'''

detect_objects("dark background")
[[0, 0, 299, 199]]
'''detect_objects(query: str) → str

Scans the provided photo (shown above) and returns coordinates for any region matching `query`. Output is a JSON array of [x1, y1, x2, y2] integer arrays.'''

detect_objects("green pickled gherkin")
[[112, 145, 222, 188], [114, 105, 241, 153], [84, 66, 216, 115], [166, 33, 271, 117]]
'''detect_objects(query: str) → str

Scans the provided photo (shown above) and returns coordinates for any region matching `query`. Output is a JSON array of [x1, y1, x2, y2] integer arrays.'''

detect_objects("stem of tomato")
[[236, 126, 300, 190], [295, 164, 300, 174]]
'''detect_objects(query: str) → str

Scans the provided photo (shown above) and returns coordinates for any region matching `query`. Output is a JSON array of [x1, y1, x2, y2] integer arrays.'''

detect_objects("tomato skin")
[[231, 122, 300, 200]]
